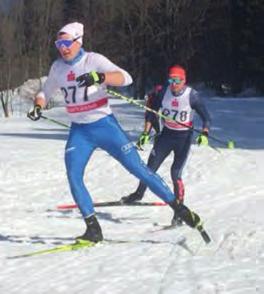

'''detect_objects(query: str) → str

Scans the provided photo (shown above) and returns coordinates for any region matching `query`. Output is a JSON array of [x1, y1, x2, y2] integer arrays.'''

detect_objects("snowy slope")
[[0, 96, 263, 294]]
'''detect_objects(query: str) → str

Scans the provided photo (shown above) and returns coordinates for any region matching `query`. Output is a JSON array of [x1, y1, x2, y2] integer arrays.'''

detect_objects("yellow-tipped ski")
[[9, 239, 96, 259]]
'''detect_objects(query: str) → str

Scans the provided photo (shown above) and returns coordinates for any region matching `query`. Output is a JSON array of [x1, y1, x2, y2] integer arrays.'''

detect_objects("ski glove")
[[136, 132, 150, 149], [76, 71, 105, 87], [196, 130, 209, 146], [27, 105, 42, 121]]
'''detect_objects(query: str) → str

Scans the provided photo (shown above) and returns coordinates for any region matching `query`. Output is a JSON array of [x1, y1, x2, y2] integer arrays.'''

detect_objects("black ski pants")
[[135, 127, 193, 200]]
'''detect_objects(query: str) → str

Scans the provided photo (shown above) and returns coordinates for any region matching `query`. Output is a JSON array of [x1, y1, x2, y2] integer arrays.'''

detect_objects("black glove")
[[76, 71, 105, 87], [27, 105, 42, 121]]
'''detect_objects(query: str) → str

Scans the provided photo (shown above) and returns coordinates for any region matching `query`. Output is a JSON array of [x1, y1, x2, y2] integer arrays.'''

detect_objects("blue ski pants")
[[65, 114, 175, 217]]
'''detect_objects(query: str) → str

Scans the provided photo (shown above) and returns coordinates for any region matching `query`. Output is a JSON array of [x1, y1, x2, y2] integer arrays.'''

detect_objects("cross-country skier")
[[122, 65, 211, 226], [27, 23, 207, 243]]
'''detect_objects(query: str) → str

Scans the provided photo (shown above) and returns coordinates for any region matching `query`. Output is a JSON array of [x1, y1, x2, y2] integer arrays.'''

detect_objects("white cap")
[[58, 22, 84, 45]]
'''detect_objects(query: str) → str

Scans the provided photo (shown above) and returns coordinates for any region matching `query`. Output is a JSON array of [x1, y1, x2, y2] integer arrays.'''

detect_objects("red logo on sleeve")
[[67, 71, 76, 81], [171, 99, 179, 107]]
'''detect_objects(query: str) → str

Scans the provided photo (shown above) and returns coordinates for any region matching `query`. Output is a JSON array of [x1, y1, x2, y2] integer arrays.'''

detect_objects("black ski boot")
[[76, 214, 103, 243], [169, 200, 201, 228], [169, 200, 211, 243], [121, 191, 143, 204]]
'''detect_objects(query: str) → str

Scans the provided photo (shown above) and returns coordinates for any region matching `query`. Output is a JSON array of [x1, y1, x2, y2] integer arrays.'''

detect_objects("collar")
[[170, 86, 187, 97], [63, 48, 85, 65]]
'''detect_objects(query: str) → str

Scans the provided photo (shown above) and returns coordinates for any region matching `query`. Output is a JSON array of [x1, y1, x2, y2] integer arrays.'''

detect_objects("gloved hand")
[[136, 132, 150, 149], [76, 71, 105, 87], [196, 130, 209, 146], [27, 105, 42, 121]]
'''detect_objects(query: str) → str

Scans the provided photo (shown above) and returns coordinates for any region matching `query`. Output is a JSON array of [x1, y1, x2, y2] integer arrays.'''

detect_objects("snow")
[[0, 95, 263, 294]]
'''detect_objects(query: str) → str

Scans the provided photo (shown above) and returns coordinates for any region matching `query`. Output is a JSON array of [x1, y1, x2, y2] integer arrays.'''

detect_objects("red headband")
[[169, 66, 186, 79]]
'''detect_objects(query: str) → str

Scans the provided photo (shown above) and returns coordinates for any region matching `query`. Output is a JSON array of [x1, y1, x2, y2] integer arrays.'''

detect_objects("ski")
[[57, 201, 167, 210], [8, 239, 138, 259], [8, 239, 97, 259], [8, 237, 187, 259]]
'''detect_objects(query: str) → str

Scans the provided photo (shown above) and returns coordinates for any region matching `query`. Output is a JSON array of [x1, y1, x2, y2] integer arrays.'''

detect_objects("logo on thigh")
[[65, 146, 76, 153], [121, 142, 134, 154]]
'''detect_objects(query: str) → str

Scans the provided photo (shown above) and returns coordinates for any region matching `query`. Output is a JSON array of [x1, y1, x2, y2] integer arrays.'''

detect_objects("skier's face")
[[55, 33, 81, 61], [169, 76, 186, 93]]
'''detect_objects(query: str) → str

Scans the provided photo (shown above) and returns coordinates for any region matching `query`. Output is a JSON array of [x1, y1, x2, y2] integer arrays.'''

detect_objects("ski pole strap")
[[40, 115, 70, 129]]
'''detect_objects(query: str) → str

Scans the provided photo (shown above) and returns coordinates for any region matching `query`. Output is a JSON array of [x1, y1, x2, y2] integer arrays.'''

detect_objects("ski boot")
[[76, 214, 103, 243], [171, 213, 183, 226], [171, 201, 201, 228], [169, 200, 211, 243], [121, 191, 143, 204]]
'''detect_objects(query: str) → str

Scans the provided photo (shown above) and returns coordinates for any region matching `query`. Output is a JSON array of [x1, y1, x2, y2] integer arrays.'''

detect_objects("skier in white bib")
[[28, 23, 208, 243], [122, 65, 211, 225]]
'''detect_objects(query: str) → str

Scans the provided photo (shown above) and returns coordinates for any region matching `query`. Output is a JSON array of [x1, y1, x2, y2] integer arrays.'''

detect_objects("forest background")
[[0, 0, 263, 117]]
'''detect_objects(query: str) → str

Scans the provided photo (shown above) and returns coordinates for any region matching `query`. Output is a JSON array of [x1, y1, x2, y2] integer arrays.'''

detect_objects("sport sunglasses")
[[168, 77, 183, 84], [55, 36, 80, 49]]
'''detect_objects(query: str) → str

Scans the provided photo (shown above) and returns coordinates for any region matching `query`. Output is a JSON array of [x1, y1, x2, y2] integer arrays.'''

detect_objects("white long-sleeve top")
[[37, 51, 133, 124]]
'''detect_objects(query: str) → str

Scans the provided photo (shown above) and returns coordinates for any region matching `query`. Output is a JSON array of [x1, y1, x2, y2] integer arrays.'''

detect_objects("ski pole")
[[107, 89, 235, 149], [40, 114, 70, 129]]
